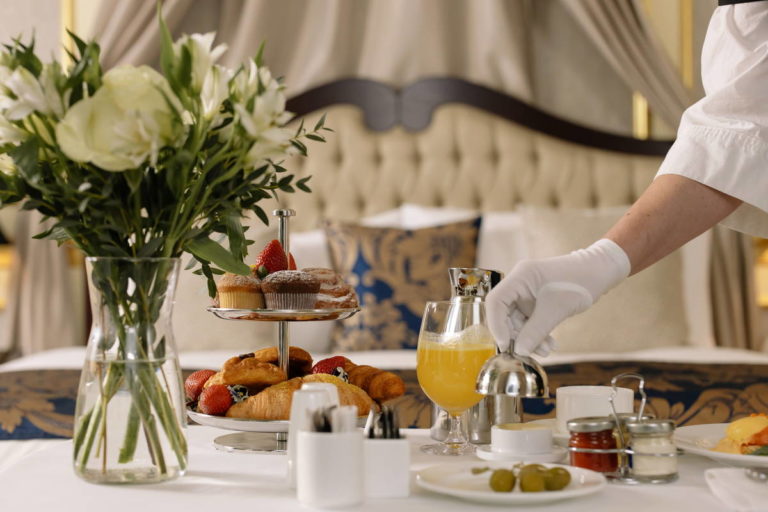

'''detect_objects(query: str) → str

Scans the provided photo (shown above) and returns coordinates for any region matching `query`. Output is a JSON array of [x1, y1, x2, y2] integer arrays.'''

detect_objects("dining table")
[[3, 346, 768, 510], [0, 424, 746, 511]]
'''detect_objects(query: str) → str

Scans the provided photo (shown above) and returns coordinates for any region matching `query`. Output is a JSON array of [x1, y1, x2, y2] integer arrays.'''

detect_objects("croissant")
[[203, 354, 286, 393], [226, 374, 375, 420], [342, 363, 405, 403]]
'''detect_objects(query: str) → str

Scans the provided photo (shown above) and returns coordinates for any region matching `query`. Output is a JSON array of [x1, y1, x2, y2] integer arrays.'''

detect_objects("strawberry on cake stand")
[[197, 209, 360, 453]]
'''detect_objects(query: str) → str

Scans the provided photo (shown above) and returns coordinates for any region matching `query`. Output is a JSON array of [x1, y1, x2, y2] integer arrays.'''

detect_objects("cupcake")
[[216, 272, 265, 309], [261, 270, 321, 309]]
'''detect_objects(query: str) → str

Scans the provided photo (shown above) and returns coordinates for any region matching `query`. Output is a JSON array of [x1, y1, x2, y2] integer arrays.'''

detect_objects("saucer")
[[475, 444, 568, 463], [527, 419, 570, 447]]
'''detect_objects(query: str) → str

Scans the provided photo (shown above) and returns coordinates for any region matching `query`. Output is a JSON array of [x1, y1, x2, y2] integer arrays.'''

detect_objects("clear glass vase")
[[73, 257, 188, 484]]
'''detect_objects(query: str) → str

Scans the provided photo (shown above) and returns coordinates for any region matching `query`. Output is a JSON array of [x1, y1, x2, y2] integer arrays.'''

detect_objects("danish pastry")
[[203, 353, 286, 393], [250, 346, 313, 378]]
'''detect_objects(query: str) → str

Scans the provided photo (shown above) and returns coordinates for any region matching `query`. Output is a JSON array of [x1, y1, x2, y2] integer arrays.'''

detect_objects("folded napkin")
[[705, 468, 768, 512]]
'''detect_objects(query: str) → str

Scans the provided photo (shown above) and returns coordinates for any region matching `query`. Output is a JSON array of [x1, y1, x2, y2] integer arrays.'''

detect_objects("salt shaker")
[[625, 419, 678, 483]]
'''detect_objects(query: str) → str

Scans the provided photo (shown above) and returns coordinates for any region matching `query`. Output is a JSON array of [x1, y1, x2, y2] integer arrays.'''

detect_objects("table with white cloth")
[[0, 425, 740, 512]]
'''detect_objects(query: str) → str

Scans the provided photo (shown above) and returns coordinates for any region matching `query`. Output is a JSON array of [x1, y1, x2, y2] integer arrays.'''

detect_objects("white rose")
[[0, 115, 24, 145], [174, 33, 227, 93], [56, 65, 183, 172], [0, 65, 50, 120], [233, 68, 292, 140], [0, 153, 16, 175], [39, 63, 69, 118]]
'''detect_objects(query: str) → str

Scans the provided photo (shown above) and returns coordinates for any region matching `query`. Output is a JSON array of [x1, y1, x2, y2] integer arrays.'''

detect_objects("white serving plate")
[[674, 423, 768, 468], [416, 461, 606, 505], [187, 408, 289, 432], [207, 306, 359, 322], [475, 445, 568, 464]]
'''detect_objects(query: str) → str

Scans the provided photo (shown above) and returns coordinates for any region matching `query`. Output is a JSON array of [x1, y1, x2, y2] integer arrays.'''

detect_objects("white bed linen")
[[0, 426, 733, 512], [2, 346, 768, 373]]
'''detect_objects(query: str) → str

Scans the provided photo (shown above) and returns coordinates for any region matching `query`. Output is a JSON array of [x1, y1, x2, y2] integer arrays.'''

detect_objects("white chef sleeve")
[[657, 2, 768, 237]]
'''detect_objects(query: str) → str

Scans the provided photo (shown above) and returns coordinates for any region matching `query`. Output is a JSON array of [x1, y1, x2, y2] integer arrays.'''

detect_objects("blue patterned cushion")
[[324, 217, 481, 350]]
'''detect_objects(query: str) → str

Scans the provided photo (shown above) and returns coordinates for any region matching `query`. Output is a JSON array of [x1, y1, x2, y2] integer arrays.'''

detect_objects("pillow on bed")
[[519, 207, 689, 353], [324, 217, 482, 350]]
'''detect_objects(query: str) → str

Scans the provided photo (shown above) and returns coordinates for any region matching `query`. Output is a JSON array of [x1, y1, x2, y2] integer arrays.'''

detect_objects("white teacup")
[[555, 386, 634, 434], [491, 423, 553, 455]]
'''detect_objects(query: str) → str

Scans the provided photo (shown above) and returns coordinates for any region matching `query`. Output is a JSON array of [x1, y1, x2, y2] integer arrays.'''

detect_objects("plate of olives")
[[416, 462, 606, 505]]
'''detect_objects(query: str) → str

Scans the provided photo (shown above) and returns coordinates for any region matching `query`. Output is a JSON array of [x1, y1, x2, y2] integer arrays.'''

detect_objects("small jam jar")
[[567, 416, 618, 473], [625, 419, 678, 483]]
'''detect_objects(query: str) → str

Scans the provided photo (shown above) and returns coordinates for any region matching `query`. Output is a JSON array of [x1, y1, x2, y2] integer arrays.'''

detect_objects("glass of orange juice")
[[417, 300, 495, 455]]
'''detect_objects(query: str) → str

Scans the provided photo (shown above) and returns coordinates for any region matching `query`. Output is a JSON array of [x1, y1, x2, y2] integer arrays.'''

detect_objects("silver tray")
[[207, 306, 360, 322]]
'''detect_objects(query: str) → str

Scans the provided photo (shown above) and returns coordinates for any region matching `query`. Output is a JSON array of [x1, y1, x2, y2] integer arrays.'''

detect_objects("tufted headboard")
[[280, 78, 672, 232], [173, 78, 683, 352]]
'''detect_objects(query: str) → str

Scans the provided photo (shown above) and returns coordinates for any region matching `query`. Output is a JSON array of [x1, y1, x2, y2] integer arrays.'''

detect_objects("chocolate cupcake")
[[261, 270, 321, 309], [216, 272, 265, 309]]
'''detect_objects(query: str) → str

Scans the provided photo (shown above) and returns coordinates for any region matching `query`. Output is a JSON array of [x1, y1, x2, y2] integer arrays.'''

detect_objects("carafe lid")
[[449, 268, 503, 299]]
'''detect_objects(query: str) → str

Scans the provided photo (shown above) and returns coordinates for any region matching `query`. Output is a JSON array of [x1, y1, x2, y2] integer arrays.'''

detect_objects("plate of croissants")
[[185, 346, 407, 433]]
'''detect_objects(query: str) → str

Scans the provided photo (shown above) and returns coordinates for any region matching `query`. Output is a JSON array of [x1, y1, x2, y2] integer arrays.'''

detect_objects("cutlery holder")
[[297, 431, 364, 508], [363, 438, 411, 498]]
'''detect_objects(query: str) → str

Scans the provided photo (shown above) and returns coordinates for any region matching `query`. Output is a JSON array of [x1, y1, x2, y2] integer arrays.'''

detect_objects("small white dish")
[[475, 444, 567, 463], [674, 423, 768, 468], [528, 419, 570, 446], [416, 461, 606, 505]]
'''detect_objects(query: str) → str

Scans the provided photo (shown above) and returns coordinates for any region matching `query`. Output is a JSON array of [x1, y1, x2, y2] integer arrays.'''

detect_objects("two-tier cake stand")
[[187, 209, 359, 453]]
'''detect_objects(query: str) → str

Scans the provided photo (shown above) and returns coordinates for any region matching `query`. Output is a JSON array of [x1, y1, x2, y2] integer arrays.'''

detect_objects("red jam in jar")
[[567, 417, 618, 473]]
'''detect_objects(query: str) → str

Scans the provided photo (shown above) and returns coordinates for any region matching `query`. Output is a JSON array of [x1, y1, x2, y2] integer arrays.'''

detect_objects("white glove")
[[486, 239, 631, 357]]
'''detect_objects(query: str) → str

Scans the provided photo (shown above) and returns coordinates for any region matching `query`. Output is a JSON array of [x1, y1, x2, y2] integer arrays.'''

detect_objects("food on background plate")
[[184, 351, 405, 418], [203, 354, 287, 393], [311, 356, 406, 403], [250, 346, 314, 378], [227, 373, 376, 420], [303, 267, 359, 309], [216, 271, 265, 309], [262, 270, 322, 309], [185, 369, 217, 401], [714, 414, 768, 455], [482, 465, 571, 493]]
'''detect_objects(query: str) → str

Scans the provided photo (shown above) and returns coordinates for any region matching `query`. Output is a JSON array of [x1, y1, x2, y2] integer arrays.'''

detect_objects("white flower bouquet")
[[0, 10, 327, 483]]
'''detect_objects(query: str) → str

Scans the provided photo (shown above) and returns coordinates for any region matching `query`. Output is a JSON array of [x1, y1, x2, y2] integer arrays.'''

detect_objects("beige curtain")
[[710, 226, 763, 351], [0, 212, 79, 359], [560, 0, 692, 128], [88, 0, 534, 99]]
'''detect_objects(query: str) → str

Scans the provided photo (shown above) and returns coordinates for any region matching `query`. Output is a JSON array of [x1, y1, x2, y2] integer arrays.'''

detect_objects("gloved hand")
[[486, 239, 631, 357]]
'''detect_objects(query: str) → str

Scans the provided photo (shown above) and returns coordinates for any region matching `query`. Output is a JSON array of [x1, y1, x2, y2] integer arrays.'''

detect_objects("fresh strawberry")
[[184, 369, 216, 400], [198, 384, 233, 416], [288, 252, 297, 270], [311, 356, 352, 375], [253, 239, 288, 276]]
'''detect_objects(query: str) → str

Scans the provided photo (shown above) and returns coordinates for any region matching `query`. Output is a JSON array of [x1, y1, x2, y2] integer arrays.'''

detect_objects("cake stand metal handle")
[[273, 209, 296, 376]]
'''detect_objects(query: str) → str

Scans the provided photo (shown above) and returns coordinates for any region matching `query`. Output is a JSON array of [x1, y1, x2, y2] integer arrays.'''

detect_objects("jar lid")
[[566, 416, 616, 433], [625, 419, 675, 435], [616, 413, 655, 423]]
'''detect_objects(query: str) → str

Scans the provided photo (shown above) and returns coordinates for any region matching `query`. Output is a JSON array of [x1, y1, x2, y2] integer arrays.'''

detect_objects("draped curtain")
[[560, 0, 692, 128]]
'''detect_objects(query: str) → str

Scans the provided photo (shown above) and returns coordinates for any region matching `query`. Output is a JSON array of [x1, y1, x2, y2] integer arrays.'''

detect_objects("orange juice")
[[417, 339, 495, 415]]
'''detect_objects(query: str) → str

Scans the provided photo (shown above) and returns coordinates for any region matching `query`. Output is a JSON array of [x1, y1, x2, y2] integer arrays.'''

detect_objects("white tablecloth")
[[0, 426, 733, 511]]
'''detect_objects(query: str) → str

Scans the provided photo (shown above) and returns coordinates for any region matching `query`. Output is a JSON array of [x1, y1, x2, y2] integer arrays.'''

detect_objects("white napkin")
[[705, 468, 768, 512]]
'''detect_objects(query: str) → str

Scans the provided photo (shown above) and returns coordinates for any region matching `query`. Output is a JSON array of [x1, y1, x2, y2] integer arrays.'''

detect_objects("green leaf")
[[296, 176, 312, 193], [186, 236, 250, 275], [314, 113, 327, 131], [751, 446, 768, 456], [9, 138, 42, 185], [253, 205, 269, 226], [224, 211, 246, 259], [254, 41, 266, 68], [290, 140, 307, 156], [305, 134, 325, 142], [158, 2, 176, 84], [138, 238, 165, 257]]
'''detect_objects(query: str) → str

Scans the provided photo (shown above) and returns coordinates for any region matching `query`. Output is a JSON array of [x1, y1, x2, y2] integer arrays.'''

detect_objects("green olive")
[[519, 472, 546, 492], [489, 469, 516, 492], [519, 463, 547, 476], [543, 467, 572, 491]]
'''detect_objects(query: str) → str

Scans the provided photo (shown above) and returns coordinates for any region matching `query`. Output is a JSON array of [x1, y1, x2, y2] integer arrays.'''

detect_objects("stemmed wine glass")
[[416, 300, 496, 455]]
